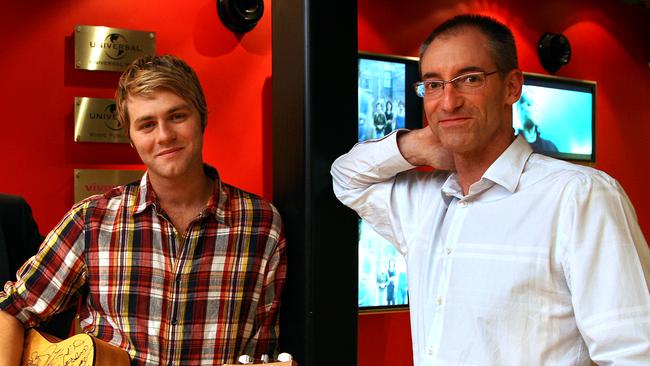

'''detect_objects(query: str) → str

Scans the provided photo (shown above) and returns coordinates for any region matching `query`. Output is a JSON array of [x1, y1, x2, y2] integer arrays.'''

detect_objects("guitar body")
[[22, 329, 130, 366]]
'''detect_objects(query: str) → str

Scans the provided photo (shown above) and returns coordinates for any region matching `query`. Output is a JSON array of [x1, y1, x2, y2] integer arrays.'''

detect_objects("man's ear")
[[504, 69, 524, 106]]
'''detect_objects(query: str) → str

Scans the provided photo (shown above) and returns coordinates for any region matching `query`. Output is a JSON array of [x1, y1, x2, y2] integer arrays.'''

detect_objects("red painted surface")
[[0, 0, 273, 233], [358, 0, 650, 365]]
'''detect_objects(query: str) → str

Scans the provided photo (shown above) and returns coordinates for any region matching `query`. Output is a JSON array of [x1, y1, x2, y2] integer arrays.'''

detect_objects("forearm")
[[0, 310, 24, 366], [331, 131, 414, 196], [396, 128, 454, 169]]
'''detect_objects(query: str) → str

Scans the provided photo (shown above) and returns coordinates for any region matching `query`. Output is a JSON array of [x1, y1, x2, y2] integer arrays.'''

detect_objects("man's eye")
[[170, 113, 186, 121], [425, 81, 444, 90], [460, 74, 482, 84], [138, 121, 155, 130]]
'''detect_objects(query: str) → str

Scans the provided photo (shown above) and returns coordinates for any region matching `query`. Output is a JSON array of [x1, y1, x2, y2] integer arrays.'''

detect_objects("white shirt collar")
[[442, 135, 533, 199], [483, 134, 533, 193]]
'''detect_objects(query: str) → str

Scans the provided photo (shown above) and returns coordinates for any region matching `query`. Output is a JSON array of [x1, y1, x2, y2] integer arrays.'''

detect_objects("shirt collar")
[[132, 164, 230, 226], [202, 165, 231, 226], [441, 135, 533, 200], [483, 135, 532, 193]]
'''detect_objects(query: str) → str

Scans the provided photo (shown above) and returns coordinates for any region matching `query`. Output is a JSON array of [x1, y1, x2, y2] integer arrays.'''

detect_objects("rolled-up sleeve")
[[0, 202, 88, 327], [331, 132, 414, 205], [331, 131, 421, 251]]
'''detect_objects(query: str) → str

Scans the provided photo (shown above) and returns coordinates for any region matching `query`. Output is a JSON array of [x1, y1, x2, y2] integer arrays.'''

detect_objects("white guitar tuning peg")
[[277, 352, 293, 362], [260, 354, 270, 363], [238, 354, 253, 364]]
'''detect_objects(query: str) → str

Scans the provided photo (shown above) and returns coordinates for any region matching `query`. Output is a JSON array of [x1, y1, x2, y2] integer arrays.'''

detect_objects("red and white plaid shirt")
[[1, 165, 287, 365]]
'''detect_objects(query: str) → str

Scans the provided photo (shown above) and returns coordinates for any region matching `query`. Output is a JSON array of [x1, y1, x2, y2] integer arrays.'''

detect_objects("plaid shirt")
[[0, 166, 287, 365]]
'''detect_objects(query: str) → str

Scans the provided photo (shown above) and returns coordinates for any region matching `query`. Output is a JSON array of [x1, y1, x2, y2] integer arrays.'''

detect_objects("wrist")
[[397, 129, 427, 166]]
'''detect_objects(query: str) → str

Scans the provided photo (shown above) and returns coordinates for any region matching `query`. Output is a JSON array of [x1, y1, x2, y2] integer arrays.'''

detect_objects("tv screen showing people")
[[513, 73, 595, 162], [358, 53, 420, 310], [358, 57, 408, 141]]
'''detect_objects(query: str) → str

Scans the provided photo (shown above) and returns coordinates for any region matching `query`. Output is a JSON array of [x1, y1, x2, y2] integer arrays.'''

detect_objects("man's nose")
[[157, 121, 176, 142], [440, 84, 464, 112]]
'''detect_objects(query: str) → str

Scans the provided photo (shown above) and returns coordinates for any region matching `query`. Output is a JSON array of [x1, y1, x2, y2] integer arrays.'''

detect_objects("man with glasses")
[[332, 14, 650, 365]]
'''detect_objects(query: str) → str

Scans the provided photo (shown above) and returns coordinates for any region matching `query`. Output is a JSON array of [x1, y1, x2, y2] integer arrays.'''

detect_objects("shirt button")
[[445, 247, 453, 255], [172, 318, 178, 325], [458, 201, 468, 208], [436, 297, 443, 305], [427, 346, 434, 355]]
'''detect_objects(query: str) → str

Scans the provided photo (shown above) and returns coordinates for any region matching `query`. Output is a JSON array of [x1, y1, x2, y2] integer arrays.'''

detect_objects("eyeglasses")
[[413, 70, 501, 98]]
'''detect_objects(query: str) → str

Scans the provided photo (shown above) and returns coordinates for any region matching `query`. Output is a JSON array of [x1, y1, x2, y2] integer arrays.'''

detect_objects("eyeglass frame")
[[413, 70, 502, 98]]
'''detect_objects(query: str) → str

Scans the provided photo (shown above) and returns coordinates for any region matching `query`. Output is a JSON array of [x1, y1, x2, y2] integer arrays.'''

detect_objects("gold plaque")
[[74, 97, 128, 143], [74, 25, 156, 72], [74, 169, 144, 203]]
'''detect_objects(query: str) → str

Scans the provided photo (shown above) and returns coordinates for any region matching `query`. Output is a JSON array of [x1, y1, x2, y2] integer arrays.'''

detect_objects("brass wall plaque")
[[74, 25, 155, 72], [74, 169, 144, 203], [74, 97, 129, 143]]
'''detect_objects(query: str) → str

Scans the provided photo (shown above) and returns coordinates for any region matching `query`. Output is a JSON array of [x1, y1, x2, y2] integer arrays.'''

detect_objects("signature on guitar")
[[21, 329, 130, 366], [24, 338, 92, 366]]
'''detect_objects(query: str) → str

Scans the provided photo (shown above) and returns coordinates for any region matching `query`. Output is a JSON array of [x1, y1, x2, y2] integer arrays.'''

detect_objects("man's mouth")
[[438, 116, 471, 126], [156, 147, 183, 157]]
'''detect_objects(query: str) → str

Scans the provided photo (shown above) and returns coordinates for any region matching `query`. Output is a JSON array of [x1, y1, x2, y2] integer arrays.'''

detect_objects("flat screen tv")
[[357, 52, 422, 312], [514, 73, 596, 162]]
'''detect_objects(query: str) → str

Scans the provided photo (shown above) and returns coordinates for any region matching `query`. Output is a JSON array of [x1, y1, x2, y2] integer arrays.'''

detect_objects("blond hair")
[[115, 55, 208, 137]]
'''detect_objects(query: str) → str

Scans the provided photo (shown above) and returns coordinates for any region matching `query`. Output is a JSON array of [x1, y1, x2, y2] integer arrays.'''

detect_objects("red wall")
[[0, 0, 273, 233], [358, 0, 650, 365]]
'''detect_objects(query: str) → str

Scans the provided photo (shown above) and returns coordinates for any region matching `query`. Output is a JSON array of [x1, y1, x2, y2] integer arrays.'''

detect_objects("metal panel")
[[74, 97, 128, 143], [74, 25, 155, 72], [272, 0, 358, 364], [74, 169, 144, 203]]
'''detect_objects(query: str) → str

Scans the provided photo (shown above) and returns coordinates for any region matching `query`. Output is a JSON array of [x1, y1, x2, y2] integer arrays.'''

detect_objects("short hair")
[[115, 55, 208, 137], [419, 14, 518, 76]]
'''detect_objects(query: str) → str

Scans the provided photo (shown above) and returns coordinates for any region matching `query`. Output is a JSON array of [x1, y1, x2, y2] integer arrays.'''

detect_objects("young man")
[[332, 14, 650, 365], [0, 55, 287, 365]]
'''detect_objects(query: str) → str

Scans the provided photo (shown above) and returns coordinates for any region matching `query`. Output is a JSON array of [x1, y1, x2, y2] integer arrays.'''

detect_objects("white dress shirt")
[[331, 132, 650, 365]]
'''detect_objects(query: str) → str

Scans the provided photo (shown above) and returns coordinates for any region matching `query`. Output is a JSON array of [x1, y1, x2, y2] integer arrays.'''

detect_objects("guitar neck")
[[223, 361, 296, 366]]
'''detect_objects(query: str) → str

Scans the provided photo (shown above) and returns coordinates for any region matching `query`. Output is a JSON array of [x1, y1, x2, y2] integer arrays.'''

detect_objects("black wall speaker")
[[538, 33, 571, 74], [217, 0, 264, 33]]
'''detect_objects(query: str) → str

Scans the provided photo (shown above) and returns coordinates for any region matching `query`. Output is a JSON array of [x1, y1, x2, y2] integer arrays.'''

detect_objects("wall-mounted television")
[[357, 52, 422, 312], [514, 73, 596, 162]]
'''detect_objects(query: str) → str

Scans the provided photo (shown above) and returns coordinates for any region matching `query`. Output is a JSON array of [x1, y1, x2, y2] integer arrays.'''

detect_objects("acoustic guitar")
[[21, 329, 130, 366], [22, 328, 297, 366]]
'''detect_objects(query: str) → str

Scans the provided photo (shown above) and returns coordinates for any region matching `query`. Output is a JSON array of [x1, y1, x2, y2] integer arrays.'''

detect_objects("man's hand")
[[0, 310, 24, 366], [397, 127, 454, 169]]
